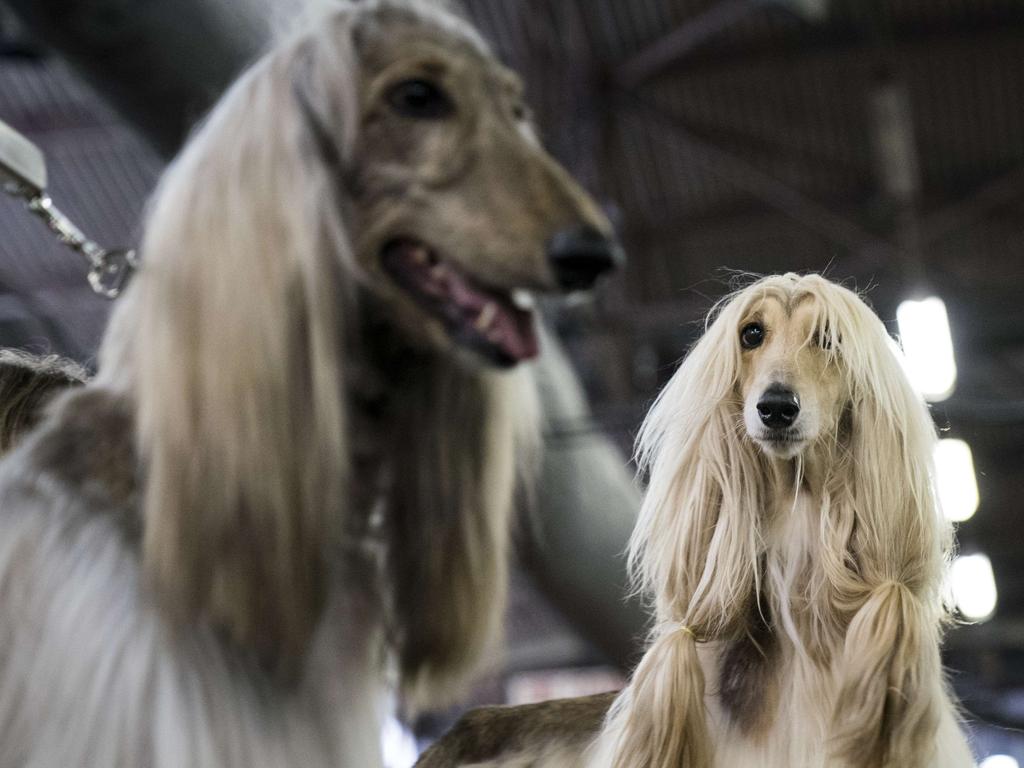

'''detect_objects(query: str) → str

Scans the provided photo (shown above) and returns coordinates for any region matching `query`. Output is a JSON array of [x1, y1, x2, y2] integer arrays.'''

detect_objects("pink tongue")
[[447, 271, 538, 361], [491, 303, 539, 361]]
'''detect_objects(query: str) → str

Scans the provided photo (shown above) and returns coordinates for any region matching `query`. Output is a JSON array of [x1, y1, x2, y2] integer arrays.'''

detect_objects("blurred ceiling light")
[[980, 756, 1020, 768], [934, 438, 979, 522], [897, 296, 957, 401], [949, 553, 997, 621], [381, 714, 418, 768]]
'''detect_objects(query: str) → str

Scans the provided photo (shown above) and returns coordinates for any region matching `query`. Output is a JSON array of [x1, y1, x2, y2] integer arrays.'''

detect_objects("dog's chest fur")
[[709, 489, 838, 766], [0, 386, 390, 767]]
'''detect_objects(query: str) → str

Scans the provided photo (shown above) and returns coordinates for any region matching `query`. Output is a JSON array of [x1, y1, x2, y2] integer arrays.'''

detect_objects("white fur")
[[0, 478, 387, 766]]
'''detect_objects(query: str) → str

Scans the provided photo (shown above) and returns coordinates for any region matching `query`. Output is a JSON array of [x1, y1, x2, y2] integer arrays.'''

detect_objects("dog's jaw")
[[380, 238, 540, 368], [756, 434, 806, 460]]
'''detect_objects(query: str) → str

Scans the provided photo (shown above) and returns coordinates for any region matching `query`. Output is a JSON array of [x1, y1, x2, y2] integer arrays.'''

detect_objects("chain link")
[[5, 183, 138, 299]]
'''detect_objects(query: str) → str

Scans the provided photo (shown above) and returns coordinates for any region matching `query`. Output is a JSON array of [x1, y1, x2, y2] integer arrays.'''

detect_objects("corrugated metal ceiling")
[[0, 0, 1023, 724]]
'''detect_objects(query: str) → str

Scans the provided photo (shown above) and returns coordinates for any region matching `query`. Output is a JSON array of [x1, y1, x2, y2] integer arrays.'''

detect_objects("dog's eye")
[[740, 322, 764, 349], [815, 328, 837, 350], [386, 78, 454, 119]]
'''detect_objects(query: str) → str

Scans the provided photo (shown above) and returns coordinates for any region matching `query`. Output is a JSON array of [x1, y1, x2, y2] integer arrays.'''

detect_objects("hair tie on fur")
[[660, 621, 698, 640], [872, 580, 911, 597], [612, 618, 712, 768]]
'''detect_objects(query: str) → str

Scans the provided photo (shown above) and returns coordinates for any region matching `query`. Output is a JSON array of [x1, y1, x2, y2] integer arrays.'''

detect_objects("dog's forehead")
[[356, 6, 494, 72], [743, 291, 788, 321], [745, 288, 819, 322], [789, 293, 821, 322]]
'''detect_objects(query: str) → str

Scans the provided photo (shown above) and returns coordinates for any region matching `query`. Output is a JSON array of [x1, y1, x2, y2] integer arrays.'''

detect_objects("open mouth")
[[380, 238, 539, 367]]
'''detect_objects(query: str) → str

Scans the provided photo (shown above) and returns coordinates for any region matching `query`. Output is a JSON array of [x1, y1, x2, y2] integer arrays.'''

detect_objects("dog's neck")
[[347, 301, 530, 697], [762, 445, 840, 625], [715, 440, 852, 737]]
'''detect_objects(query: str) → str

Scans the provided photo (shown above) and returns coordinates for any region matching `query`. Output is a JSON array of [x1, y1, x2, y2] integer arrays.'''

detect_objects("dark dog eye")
[[815, 327, 837, 350], [740, 322, 764, 349], [386, 78, 454, 119]]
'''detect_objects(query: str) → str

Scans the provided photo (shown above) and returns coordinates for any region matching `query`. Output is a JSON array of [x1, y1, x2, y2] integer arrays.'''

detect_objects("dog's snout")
[[546, 226, 624, 291], [756, 386, 800, 429]]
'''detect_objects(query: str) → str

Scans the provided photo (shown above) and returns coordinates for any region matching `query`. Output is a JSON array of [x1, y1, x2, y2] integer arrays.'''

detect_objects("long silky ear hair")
[[387, 360, 538, 709], [98, 9, 363, 675], [799, 276, 951, 768], [345, 0, 536, 707], [609, 285, 772, 768]]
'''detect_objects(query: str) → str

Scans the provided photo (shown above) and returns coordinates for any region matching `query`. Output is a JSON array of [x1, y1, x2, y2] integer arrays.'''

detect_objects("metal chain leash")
[[1, 118, 137, 299], [13, 187, 138, 299]]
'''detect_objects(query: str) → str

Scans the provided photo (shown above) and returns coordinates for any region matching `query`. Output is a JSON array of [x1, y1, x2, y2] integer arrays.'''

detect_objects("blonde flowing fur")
[[410, 274, 973, 768], [126, 41, 353, 669], [0, 1, 615, 765], [599, 273, 972, 768]]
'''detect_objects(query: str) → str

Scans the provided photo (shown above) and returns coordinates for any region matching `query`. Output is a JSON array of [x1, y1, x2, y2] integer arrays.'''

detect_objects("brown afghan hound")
[[0, 1, 618, 765]]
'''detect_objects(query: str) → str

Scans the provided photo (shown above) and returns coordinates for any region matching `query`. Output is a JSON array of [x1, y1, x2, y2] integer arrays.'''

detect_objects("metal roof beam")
[[613, 0, 828, 90], [651, 17, 1024, 78], [622, 90, 898, 257], [919, 165, 1024, 246], [614, 0, 766, 90], [4, 0, 263, 157]]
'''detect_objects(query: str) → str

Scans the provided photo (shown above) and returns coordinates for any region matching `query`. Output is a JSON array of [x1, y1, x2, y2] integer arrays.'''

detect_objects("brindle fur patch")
[[0, 351, 86, 454], [416, 692, 615, 767], [25, 387, 139, 521], [718, 597, 777, 736]]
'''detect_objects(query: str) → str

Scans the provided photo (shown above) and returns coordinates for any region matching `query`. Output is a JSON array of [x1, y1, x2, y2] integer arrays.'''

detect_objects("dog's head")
[[631, 273, 940, 620], [333, 2, 621, 367], [109, 0, 616, 685], [735, 280, 846, 460]]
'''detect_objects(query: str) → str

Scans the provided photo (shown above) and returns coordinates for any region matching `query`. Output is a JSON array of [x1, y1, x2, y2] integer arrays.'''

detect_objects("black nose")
[[546, 226, 624, 291], [756, 386, 800, 429]]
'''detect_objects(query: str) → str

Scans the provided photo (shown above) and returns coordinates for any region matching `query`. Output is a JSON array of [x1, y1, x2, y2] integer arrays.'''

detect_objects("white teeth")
[[409, 247, 430, 265], [475, 302, 497, 331], [511, 289, 535, 311]]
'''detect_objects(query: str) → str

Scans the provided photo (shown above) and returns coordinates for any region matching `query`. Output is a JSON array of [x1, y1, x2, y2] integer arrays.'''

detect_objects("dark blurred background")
[[1, 0, 1022, 764]]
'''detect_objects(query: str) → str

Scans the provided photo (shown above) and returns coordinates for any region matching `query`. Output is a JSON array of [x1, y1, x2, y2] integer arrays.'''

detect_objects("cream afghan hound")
[[0, 1, 619, 765], [417, 273, 975, 768]]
